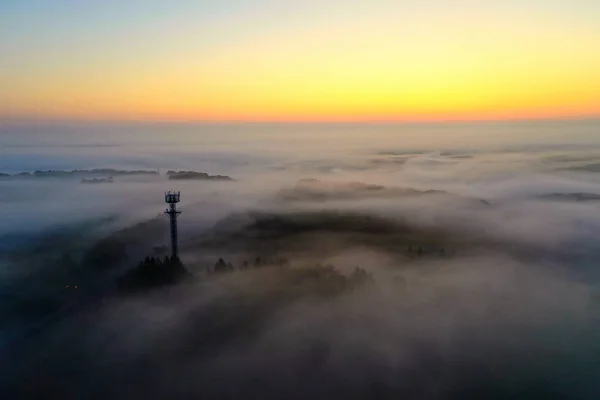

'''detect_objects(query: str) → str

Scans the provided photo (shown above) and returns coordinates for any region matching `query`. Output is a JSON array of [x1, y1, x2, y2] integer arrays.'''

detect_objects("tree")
[[117, 254, 190, 292], [215, 258, 228, 273]]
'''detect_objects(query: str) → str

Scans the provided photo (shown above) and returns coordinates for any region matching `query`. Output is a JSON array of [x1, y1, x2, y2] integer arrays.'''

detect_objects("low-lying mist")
[[2, 122, 600, 398]]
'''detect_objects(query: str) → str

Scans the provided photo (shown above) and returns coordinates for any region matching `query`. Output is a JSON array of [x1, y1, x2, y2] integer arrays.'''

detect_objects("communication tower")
[[164, 191, 182, 259]]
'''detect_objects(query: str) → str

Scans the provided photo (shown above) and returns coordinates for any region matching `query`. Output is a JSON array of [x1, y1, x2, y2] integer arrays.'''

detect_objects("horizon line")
[[2, 114, 599, 126]]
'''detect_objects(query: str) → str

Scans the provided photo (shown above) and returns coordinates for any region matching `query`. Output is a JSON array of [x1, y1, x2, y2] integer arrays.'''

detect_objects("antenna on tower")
[[164, 191, 181, 259]]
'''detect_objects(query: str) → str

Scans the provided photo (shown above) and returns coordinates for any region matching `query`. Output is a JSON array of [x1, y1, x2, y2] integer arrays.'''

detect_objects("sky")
[[1, 0, 599, 122]]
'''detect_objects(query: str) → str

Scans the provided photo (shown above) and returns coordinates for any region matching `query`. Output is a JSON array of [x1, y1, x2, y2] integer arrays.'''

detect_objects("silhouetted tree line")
[[117, 256, 190, 292], [407, 244, 453, 258], [211, 257, 374, 296], [213, 256, 290, 273], [117, 252, 374, 296], [284, 264, 375, 299]]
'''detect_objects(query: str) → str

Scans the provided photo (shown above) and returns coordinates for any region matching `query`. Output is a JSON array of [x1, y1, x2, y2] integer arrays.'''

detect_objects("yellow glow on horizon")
[[1, 4, 599, 122]]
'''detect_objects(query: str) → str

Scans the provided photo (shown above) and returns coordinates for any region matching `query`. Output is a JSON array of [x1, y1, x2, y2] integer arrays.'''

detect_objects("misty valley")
[[1, 122, 600, 399]]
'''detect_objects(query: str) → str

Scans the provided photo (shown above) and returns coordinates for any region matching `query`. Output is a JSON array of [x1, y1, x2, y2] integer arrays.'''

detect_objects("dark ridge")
[[565, 163, 600, 173], [0, 169, 159, 178], [35, 169, 159, 177], [0, 168, 234, 181], [196, 210, 467, 257], [538, 192, 600, 202], [376, 150, 425, 156], [166, 170, 234, 181], [213, 256, 289, 273], [541, 154, 600, 164], [369, 157, 411, 165], [277, 178, 487, 204], [81, 177, 113, 184], [446, 154, 473, 159], [117, 256, 190, 293]]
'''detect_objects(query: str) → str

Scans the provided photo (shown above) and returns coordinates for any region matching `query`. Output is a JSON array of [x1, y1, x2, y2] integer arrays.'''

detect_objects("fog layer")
[[1, 121, 600, 398]]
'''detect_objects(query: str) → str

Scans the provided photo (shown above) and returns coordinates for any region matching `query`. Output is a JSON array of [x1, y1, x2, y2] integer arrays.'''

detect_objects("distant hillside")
[[0, 168, 237, 182], [277, 178, 490, 205], [192, 209, 481, 259], [167, 170, 233, 181], [81, 177, 113, 184], [538, 192, 600, 202], [0, 169, 159, 178]]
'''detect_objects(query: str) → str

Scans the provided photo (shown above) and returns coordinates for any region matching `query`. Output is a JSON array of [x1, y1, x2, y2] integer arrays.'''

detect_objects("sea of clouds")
[[1, 121, 600, 398]]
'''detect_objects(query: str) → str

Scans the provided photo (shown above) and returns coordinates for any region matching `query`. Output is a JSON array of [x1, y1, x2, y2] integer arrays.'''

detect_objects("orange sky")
[[1, 1, 599, 122]]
